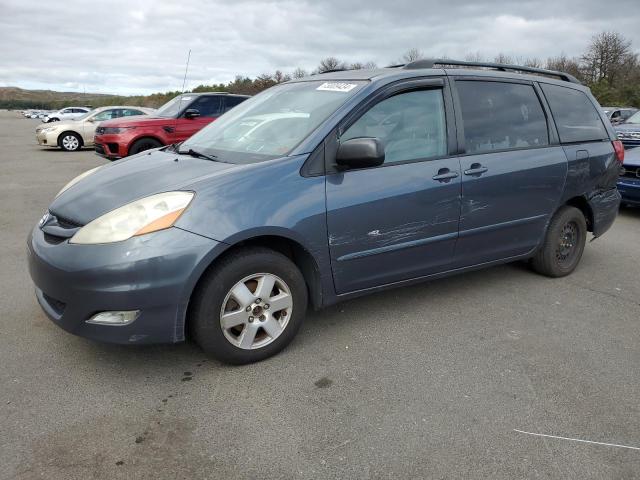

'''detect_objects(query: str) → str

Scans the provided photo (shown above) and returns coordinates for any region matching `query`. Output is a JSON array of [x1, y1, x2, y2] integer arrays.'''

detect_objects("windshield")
[[156, 95, 193, 118], [180, 80, 367, 163], [625, 111, 640, 124]]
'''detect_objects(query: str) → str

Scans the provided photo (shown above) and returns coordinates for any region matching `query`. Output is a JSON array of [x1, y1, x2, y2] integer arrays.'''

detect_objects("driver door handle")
[[432, 168, 459, 182]]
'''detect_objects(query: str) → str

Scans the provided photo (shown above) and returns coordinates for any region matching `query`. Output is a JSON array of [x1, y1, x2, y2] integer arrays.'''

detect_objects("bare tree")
[[317, 57, 345, 73], [273, 70, 291, 83], [464, 52, 485, 62], [403, 48, 424, 63], [545, 54, 582, 79], [494, 53, 514, 64], [581, 31, 637, 85], [292, 67, 307, 78]]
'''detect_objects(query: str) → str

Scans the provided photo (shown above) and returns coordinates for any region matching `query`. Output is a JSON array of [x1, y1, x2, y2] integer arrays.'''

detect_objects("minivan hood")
[[615, 123, 640, 132], [49, 149, 237, 225]]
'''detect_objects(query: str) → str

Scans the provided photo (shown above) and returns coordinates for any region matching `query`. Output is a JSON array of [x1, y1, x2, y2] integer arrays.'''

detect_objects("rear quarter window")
[[541, 84, 609, 143]]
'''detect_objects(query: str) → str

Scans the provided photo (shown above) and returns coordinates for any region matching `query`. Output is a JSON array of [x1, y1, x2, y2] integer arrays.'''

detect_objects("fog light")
[[86, 310, 140, 326]]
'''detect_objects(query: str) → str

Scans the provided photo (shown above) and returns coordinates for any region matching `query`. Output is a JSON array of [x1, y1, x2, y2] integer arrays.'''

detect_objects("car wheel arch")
[[179, 232, 325, 341], [127, 135, 165, 155], [565, 195, 594, 232], [57, 131, 83, 148]]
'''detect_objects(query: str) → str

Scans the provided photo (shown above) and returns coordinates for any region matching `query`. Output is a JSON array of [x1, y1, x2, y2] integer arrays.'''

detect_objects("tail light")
[[612, 140, 625, 164]]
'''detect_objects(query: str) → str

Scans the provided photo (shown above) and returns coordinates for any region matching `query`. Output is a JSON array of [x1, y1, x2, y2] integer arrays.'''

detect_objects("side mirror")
[[336, 137, 385, 169], [184, 109, 200, 119], [86, 117, 95, 123]]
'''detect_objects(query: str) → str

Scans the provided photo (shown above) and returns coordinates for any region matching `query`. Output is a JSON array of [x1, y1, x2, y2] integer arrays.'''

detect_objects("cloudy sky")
[[1, 0, 639, 95]]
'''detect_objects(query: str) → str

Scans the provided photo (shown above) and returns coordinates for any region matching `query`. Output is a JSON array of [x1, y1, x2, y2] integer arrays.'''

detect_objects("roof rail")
[[401, 59, 581, 84]]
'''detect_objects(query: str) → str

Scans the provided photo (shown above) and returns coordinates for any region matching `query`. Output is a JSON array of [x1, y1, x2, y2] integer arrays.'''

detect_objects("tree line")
[[5, 31, 638, 110]]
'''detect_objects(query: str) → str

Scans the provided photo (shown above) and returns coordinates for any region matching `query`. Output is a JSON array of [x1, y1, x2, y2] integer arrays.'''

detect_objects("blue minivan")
[[28, 60, 623, 364]]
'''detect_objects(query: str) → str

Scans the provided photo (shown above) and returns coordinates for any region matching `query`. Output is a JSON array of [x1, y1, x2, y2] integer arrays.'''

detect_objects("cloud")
[[0, 0, 638, 95]]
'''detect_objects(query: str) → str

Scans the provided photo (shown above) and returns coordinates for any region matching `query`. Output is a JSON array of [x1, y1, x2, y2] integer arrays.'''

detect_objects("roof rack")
[[398, 59, 581, 84]]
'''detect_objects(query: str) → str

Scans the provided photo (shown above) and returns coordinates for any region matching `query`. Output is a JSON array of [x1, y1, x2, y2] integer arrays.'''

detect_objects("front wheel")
[[531, 206, 587, 277], [190, 247, 308, 364], [58, 132, 82, 151], [128, 137, 162, 156]]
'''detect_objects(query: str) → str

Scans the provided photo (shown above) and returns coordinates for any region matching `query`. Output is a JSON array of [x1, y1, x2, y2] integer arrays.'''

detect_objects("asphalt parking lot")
[[1, 110, 639, 479]]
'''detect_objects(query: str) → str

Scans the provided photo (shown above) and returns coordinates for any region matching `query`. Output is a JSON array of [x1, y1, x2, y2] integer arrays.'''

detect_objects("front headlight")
[[70, 191, 194, 244], [56, 166, 102, 198], [41, 126, 58, 133]]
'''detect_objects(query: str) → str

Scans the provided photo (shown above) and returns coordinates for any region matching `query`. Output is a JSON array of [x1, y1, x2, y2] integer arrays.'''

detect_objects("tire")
[[58, 132, 82, 152], [531, 206, 587, 277], [128, 138, 162, 156], [190, 247, 308, 364]]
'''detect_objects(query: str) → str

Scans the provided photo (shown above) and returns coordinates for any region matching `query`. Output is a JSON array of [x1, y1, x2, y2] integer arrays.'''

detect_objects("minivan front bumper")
[[27, 224, 220, 344]]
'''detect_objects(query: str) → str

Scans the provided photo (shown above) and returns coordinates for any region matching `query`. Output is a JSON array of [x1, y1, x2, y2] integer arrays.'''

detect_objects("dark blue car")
[[28, 60, 623, 364], [618, 147, 640, 206]]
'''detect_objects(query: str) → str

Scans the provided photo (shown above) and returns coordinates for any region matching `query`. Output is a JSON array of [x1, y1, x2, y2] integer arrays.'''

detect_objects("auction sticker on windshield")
[[316, 82, 359, 92]]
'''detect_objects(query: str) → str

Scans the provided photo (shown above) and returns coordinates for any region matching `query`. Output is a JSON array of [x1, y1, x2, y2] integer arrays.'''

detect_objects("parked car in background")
[[28, 60, 622, 364], [36, 106, 155, 152], [618, 146, 640, 207], [43, 107, 92, 123], [614, 111, 640, 147], [602, 106, 638, 125], [93, 92, 249, 159]]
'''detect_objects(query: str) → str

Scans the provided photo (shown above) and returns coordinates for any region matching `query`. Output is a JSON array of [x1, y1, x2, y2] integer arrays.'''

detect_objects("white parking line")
[[514, 429, 640, 451]]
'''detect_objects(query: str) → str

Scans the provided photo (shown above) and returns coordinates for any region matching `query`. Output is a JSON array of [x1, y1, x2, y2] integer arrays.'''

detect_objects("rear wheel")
[[531, 206, 587, 277], [58, 132, 82, 152], [190, 247, 308, 364], [129, 138, 162, 156]]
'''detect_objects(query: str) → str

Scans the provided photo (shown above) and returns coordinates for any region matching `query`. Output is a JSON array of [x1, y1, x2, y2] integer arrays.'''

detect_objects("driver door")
[[173, 96, 222, 142], [326, 80, 462, 293]]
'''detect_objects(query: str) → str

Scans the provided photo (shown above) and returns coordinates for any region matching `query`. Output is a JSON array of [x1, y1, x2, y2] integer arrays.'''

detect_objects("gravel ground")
[[1, 110, 639, 479]]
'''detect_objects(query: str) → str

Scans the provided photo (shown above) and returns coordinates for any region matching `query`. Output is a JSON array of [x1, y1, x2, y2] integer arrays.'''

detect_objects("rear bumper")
[[28, 224, 220, 344], [589, 188, 621, 237]]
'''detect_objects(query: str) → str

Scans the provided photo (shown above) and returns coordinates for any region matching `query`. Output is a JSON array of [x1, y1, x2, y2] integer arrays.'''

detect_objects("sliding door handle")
[[464, 163, 488, 176]]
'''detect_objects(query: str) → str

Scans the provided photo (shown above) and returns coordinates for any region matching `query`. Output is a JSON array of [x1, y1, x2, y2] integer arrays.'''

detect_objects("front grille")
[[620, 166, 640, 179], [94, 144, 106, 155], [107, 143, 119, 154]]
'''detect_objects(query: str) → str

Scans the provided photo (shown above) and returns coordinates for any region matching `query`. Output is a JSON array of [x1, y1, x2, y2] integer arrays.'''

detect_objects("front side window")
[[188, 96, 222, 117], [156, 95, 192, 118], [180, 80, 367, 163], [541, 83, 608, 143], [92, 109, 119, 121], [122, 109, 144, 116], [341, 89, 447, 164], [457, 81, 549, 154]]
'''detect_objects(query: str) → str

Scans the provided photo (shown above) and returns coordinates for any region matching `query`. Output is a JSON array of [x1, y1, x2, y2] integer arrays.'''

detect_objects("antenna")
[[181, 49, 191, 93], [172, 50, 192, 149]]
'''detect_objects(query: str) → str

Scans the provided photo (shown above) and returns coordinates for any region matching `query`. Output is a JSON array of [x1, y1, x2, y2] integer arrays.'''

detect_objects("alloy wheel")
[[219, 273, 293, 350]]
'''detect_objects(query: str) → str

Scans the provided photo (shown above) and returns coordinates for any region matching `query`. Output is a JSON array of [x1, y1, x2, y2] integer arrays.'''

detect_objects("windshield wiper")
[[178, 148, 218, 162]]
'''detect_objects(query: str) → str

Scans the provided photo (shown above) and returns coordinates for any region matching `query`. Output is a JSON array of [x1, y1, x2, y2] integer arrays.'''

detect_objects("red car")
[[94, 92, 249, 160]]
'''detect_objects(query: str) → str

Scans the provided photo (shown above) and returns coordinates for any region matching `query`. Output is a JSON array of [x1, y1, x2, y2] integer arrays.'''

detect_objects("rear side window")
[[224, 96, 247, 113], [341, 89, 447, 165], [541, 84, 608, 143], [456, 81, 549, 154]]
